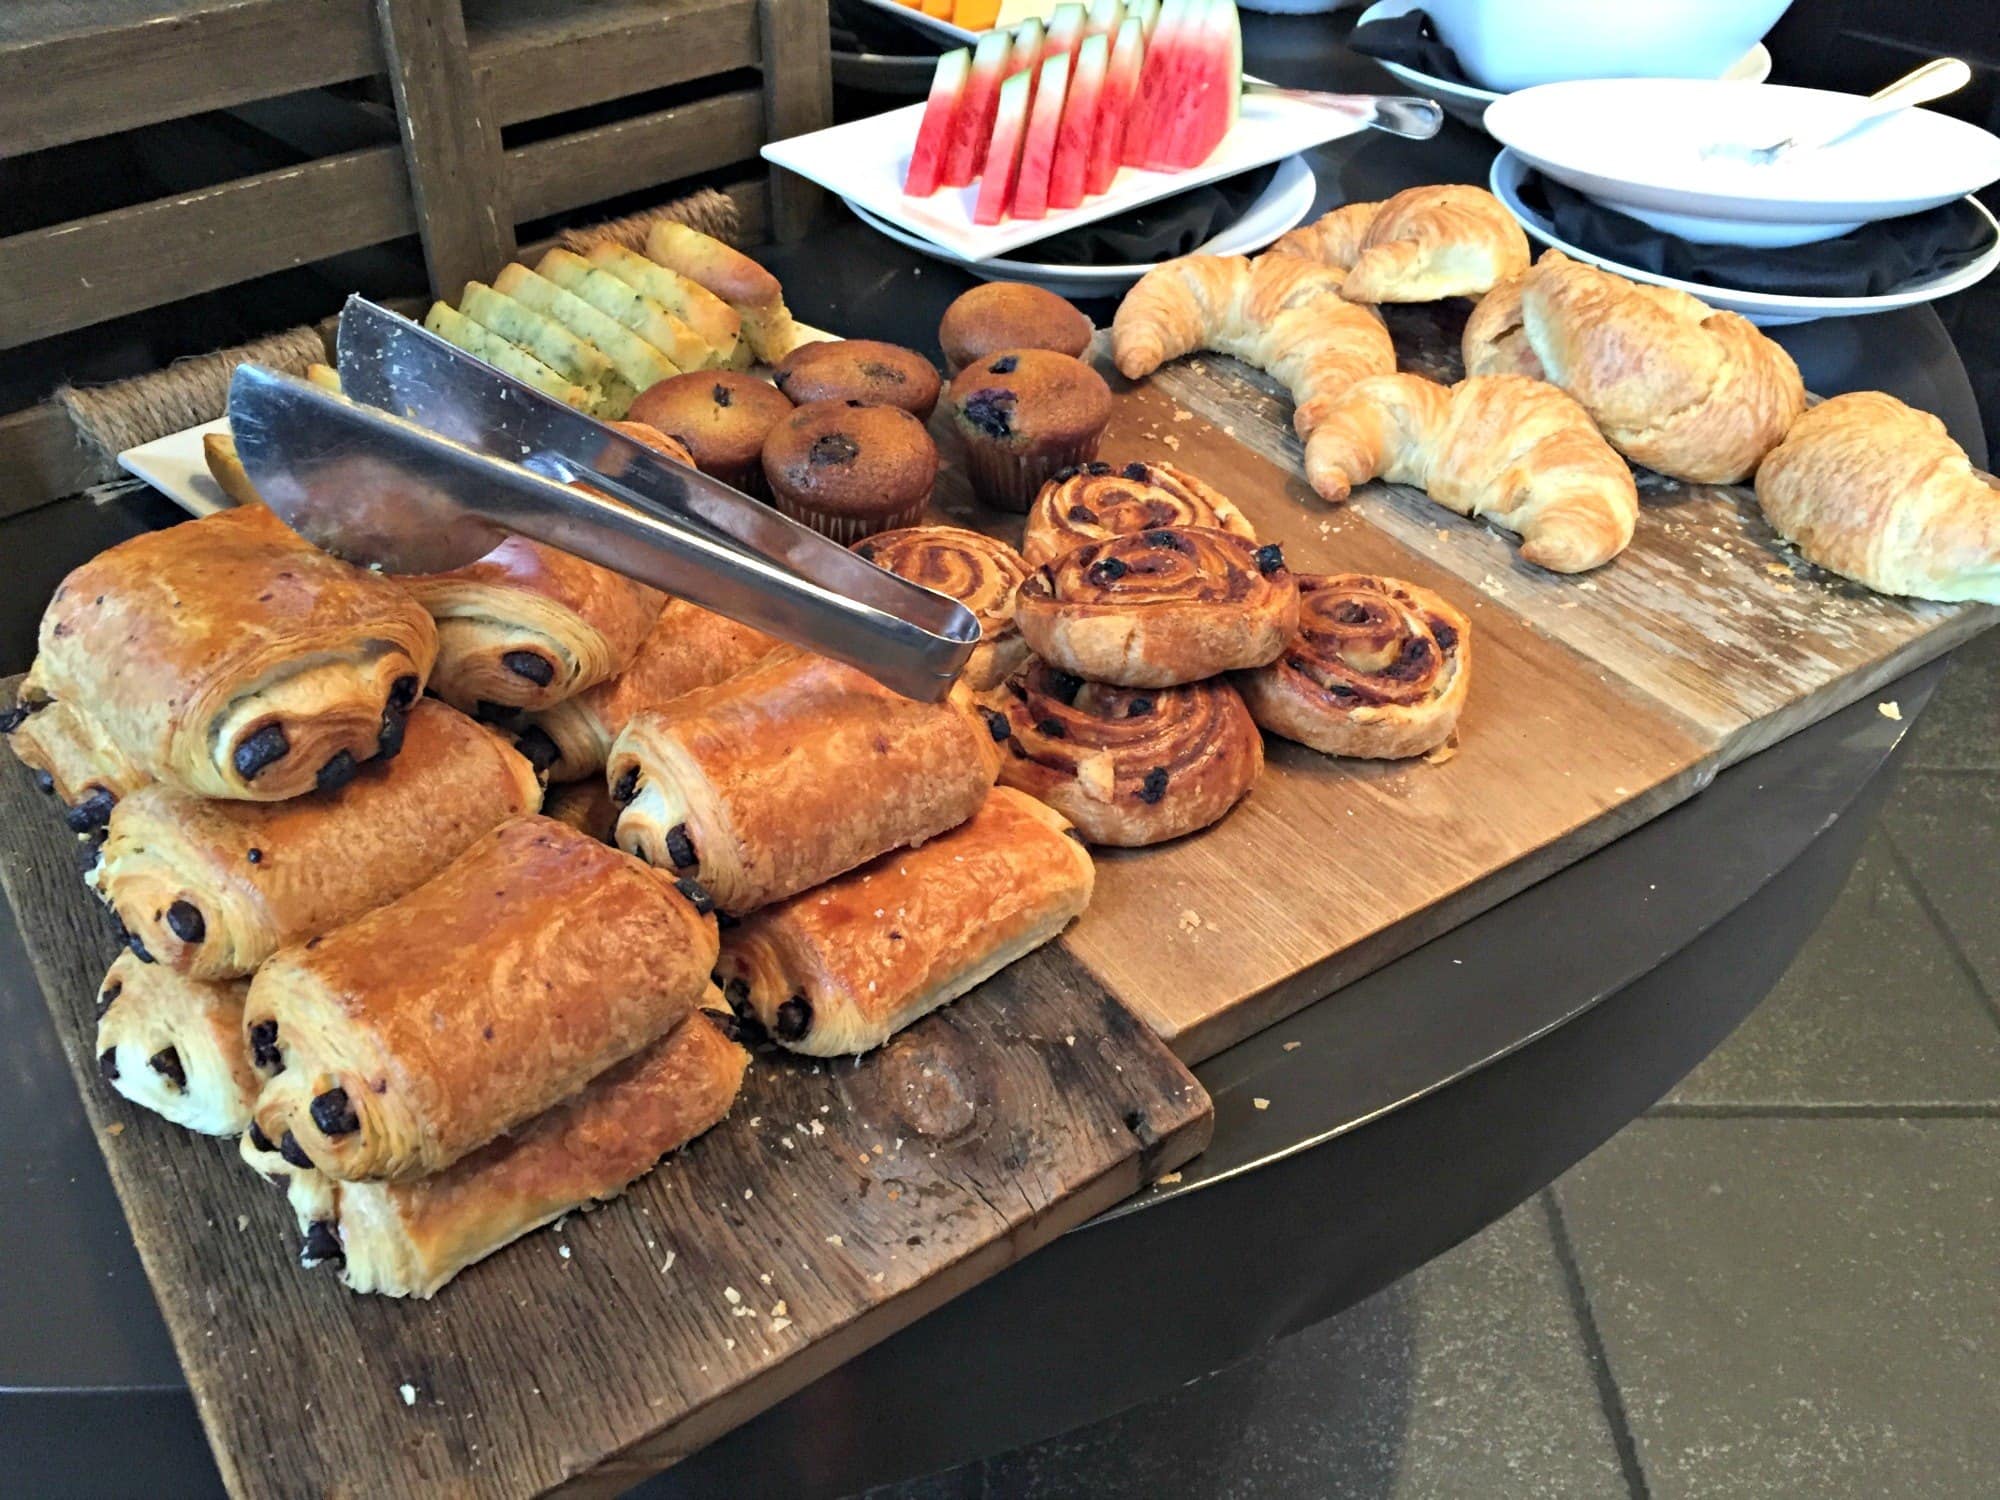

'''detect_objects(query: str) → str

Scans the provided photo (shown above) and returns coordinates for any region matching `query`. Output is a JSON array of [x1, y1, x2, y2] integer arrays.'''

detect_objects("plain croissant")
[[1754, 391, 2000, 604], [1464, 251, 1805, 485], [1111, 252, 1396, 437], [1272, 186, 1530, 303], [1304, 372, 1639, 573]]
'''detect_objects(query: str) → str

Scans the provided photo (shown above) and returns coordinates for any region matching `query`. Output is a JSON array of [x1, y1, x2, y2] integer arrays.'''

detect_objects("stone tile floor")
[[870, 629, 2000, 1500]]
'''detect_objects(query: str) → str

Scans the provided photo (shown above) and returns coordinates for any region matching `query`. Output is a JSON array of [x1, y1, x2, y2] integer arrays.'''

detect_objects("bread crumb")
[[1252, 1097, 1270, 1111], [399, 1383, 417, 1406], [771, 1300, 788, 1317], [1155, 1172, 1183, 1186], [558, 1244, 571, 1261], [770, 1317, 793, 1333], [724, 1285, 741, 1304], [1177, 908, 1201, 933], [1422, 736, 1460, 767], [660, 1250, 676, 1274], [1878, 700, 1902, 721], [1065, 1034, 1076, 1046], [104, 1123, 124, 1137], [1282, 1041, 1302, 1052], [236, 1214, 249, 1231]]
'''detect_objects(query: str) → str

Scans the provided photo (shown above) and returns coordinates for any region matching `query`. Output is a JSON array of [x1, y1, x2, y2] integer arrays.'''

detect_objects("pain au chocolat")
[[94, 951, 260, 1136]]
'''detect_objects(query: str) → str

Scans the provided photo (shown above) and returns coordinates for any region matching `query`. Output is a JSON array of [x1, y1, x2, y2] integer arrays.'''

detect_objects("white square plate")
[[119, 417, 233, 517], [762, 92, 1370, 261]]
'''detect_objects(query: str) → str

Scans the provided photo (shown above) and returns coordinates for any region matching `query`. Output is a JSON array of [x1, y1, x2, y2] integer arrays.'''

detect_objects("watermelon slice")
[[1042, 1, 1087, 67], [1009, 17, 1044, 74], [1125, 0, 1238, 170], [1049, 31, 1108, 211], [1084, 0, 1124, 39], [973, 68, 1034, 225], [944, 30, 1014, 188], [904, 47, 970, 197], [1087, 15, 1144, 195], [1122, 0, 1184, 168], [1012, 51, 1072, 220], [1131, 0, 1160, 36]]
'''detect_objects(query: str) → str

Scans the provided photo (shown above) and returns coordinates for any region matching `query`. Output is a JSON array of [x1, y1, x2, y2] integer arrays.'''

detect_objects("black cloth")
[[1348, 10, 1478, 88], [1521, 172, 1995, 298], [1017, 165, 1282, 265]]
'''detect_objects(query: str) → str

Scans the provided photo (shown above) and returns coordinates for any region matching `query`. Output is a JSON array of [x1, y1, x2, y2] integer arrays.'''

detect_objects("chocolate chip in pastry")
[[1021, 460, 1256, 567], [283, 1007, 744, 1297], [1235, 573, 1471, 760], [853, 526, 1031, 691], [93, 951, 259, 1136], [608, 651, 1001, 914], [96, 699, 540, 980], [988, 660, 1264, 846], [718, 788, 1091, 1056], [4, 670, 150, 834], [247, 815, 718, 1182], [31, 506, 439, 801], [1014, 526, 1299, 688], [515, 597, 780, 784], [406, 536, 665, 714]]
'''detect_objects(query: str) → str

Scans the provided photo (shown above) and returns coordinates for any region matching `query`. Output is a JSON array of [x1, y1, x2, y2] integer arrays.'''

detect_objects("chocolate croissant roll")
[[4, 677, 151, 834], [543, 777, 620, 842], [852, 525, 1030, 691], [93, 952, 259, 1136], [987, 660, 1264, 846], [97, 700, 541, 980], [1014, 528, 1299, 688], [1235, 573, 1471, 760], [1022, 461, 1257, 567], [718, 788, 1092, 1055], [282, 1007, 743, 1296], [406, 536, 665, 714], [609, 651, 1001, 914], [32, 506, 438, 801], [247, 816, 718, 1181], [514, 597, 779, 783]]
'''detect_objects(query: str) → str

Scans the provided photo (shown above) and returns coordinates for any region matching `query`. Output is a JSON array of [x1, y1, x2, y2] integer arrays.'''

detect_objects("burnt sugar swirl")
[[985, 659, 1263, 846], [1235, 573, 1471, 761], [854, 526, 1030, 691], [1022, 461, 1258, 566], [1013, 526, 1299, 688]]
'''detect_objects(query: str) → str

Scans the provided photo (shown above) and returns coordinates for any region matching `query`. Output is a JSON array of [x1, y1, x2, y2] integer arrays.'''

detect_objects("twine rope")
[[557, 186, 742, 256]]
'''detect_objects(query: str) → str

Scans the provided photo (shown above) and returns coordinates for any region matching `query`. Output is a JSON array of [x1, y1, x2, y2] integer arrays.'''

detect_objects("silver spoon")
[[1703, 56, 1971, 165], [1243, 82, 1444, 140]]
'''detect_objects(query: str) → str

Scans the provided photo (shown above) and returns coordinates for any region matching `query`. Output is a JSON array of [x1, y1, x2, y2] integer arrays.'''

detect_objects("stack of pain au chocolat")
[[4, 498, 768, 1299], [1111, 184, 2000, 603]]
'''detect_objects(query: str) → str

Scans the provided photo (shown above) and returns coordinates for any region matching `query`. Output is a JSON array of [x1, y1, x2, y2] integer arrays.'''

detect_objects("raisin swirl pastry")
[[1022, 460, 1257, 567], [282, 1007, 744, 1297], [854, 525, 1030, 691], [31, 505, 438, 802], [4, 671, 151, 835], [247, 816, 718, 1182], [1235, 573, 1471, 760], [93, 951, 259, 1136], [1014, 527, 1299, 688], [406, 536, 665, 715], [987, 659, 1264, 846], [97, 700, 541, 980], [717, 788, 1093, 1056]]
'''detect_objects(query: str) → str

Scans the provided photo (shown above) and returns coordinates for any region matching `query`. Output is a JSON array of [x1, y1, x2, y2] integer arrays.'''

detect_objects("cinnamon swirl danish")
[[853, 526, 1030, 691], [1235, 573, 1471, 760], [1014, 527, 1299, 687], [986, 659, 1264, 846], [1021, 461, 1257, 568]]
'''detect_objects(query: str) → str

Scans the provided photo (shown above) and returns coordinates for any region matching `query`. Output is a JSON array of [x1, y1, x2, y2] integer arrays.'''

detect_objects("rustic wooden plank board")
[[0, 684, 1209, 1499], [758, 0, 834, 242], [1146, 309, 1999, 765], [926, 374, 1715, 1060], [376, 0, 516, 300], [503, 92, 765, 224]]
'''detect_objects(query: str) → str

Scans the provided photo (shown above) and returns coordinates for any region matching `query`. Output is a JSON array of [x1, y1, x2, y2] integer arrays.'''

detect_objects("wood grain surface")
[[0, 696, 1210, 1499]]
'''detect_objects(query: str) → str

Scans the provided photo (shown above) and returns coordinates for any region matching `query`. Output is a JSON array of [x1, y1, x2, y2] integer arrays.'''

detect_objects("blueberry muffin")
[[944, 349, 1113, 512], [938, 283, 1095, 374], [626, 371, 793, 499], [772, 339, 942, 420], [761, 399, 940, 542]]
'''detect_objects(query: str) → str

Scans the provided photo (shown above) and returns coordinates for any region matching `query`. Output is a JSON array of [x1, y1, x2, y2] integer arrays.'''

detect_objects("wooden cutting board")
[[0, 715, 1210, 1499], [929, 307, 1995, 1061]]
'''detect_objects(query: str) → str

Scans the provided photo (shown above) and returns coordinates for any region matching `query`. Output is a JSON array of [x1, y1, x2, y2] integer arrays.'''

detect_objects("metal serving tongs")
[[227, 297, 979, 702]]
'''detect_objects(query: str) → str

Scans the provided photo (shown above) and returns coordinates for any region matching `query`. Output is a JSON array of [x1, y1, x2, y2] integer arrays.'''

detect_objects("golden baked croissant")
[[1463, 251, 1805, 484], [1305, 372, 1638, 573], [1112, 253, 1396, 437], [1273, 186, 1530, 303], [1754, 391, 2000, 604]]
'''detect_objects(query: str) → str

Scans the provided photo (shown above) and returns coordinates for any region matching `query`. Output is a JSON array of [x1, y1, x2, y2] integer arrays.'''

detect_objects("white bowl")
[[1422, 0, 1792, 93], [1485, 79, 2000, 247]]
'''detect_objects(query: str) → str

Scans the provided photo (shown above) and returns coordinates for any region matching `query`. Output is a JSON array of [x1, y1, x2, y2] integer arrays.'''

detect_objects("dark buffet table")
[[0, 15, 1989, 1498]]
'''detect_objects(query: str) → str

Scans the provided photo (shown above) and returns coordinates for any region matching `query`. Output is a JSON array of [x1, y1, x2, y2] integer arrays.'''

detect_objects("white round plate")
[[1490, 147, 2000, 326], [1355, 0, 1769, 135], [1484, 79, 2000, 247], [845, 154, 1318, 297]]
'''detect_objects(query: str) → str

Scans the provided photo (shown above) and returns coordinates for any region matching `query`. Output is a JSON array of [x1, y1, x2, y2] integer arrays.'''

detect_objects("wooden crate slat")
[[503, 90, 765, 224], [0, 0, 382, 158], [468, 0, 760, 127], [758, 0, 833, 241], [0, 146, 414, 351], [0, 404, 98, 519]]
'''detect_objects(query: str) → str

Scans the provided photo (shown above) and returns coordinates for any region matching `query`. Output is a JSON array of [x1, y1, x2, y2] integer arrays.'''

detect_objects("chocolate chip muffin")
[[771, 339, 942, 420], [626, 371, 793, 499], [938, 283, 1095, 374], [944, 349, 1113, 513], [762, 399, 939, 543]]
